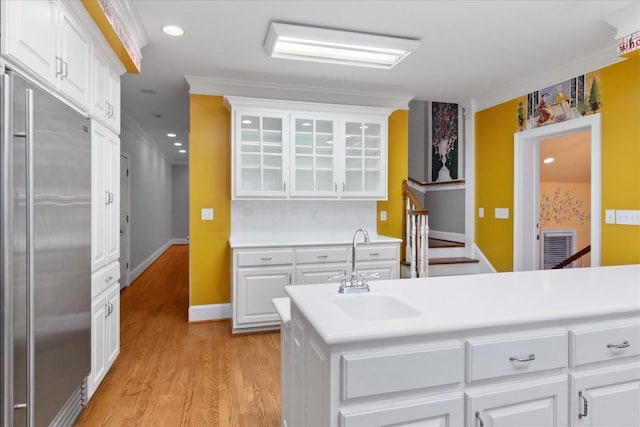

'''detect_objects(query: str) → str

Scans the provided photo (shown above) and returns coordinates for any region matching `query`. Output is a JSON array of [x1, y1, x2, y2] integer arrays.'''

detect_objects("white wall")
[[172, 164, 189, 240], [121, 121, 173, 274]]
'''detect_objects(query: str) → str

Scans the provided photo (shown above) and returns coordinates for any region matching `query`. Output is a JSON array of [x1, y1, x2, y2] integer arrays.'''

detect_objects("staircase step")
[[429, 257, 479, 266], [428, 238, 464, 248]]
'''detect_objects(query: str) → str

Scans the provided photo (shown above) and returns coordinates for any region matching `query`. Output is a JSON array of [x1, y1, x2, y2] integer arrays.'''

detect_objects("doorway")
[[513, 114, 601, 271], [120, 153, 131, 288]]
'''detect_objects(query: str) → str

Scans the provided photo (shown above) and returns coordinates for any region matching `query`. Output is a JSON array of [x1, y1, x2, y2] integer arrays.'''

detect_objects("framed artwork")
[[430, 102, 459, 181]]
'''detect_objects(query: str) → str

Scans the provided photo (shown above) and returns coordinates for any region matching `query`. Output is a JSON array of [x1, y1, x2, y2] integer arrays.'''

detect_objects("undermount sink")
[[334, 294, 420, 321]]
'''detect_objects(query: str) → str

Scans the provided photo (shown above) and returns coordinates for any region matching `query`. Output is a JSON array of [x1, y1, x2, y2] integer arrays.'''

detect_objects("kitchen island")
[[278, 265, 640, 427]]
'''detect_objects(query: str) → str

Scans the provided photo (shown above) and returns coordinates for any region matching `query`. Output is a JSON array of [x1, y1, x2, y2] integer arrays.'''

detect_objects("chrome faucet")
[[336, 229, 373, 293]]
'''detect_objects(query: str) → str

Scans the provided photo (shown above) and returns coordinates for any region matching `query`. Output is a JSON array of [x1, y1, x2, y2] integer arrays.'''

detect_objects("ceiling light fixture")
[[264, 22, 420, 69], [179, 149, 186, 153], [544, 157, 555, 164], [162, 25, 184, 36], [174, 142, 182, 146], [241, 119, 252, 124], [167, 133, 176, 138]]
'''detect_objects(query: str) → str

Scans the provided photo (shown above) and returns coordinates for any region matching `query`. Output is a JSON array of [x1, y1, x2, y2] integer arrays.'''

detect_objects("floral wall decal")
[[540, 186, 591, 226]]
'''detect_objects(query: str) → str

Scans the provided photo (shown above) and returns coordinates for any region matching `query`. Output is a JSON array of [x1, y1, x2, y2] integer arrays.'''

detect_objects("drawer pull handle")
[[578, 391, 588, 419], [475, 411, 484, 427], [607, 340, 630, 350], [509, 353, 536, 363], [317, 255, 328, 259], [260, 257, 272, 261], [369, 252, 380, 256]]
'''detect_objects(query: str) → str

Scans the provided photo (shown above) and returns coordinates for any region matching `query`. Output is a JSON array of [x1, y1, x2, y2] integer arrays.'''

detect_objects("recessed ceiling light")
[[173, 142, 182, 146], [264, 22, 420, 69], [544, 157, 555, 164], [162, 25, 184, 36], [179, 149, 186, 153], [167, 133, 176, 138]]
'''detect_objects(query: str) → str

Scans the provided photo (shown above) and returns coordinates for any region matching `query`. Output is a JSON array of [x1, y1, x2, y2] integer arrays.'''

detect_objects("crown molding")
[[605, 2, 640, 39], [111, 0, 149, 57], [184, 75, 414, 109], [472, 45, 625, 112]]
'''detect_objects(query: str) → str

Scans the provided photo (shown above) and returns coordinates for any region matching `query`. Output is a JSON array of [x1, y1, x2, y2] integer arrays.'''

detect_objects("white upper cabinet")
[[342, 119, 386, 198], [227, 97, 391, 200], [290, 115, 338, 197], [234, 110, 289, 198], [92, 48, 122, 134], [1, 0, 91, 110]]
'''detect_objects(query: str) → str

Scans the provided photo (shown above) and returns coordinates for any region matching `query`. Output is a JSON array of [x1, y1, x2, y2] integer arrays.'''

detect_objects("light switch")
[[380, 211, 387, 221], [201, 208, 214, 221], [495, 208, 509, 219], [478, 207, 484, 218], [605, 209, 616, 224]]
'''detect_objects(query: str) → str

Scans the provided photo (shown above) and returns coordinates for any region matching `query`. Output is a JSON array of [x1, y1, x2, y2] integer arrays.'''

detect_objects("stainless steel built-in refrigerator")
[[1, 69, 91, 426]]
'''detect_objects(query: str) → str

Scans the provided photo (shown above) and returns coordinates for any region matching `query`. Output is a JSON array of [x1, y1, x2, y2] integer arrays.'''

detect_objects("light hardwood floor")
[[75, 245, 282, 426]]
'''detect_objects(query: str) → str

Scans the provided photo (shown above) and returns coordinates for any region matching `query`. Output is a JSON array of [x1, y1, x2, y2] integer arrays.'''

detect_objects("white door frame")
[[120, 153, 131, 288], [513, 114, 601, 271]]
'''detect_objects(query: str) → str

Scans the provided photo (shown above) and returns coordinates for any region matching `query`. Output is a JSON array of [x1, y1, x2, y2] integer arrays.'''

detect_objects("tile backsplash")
[[231, 200, 377, 238]]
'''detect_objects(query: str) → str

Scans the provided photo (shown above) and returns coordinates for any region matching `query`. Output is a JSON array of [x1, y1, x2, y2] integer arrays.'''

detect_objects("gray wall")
[[172, 164, 189, 239], [423, 189, 465, 234], [121, 122, 173, 271], [408, 100, 429, 182]]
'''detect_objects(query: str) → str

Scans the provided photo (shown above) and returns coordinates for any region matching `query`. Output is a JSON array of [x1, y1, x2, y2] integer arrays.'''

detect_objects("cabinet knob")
[[260, 257, 272, 262]]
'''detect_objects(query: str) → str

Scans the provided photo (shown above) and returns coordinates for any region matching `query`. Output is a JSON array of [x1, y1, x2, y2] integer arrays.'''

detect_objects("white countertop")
[[285, 264, 640, 345], [229, 231, 401, 248]]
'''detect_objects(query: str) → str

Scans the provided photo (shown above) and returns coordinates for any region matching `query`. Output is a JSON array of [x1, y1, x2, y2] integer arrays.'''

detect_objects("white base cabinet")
[[283, 301, 640, 427], [232, 241, 399, 333], [88, 277, 120, 398]]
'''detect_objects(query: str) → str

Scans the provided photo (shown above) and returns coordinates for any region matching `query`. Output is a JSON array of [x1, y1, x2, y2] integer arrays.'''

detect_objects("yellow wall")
[[475, 99, 519, 272], [189, 95, 231, 305], [475, 54, 640, 270], [189, 98, 407, 307], [377, 110, 408, 238]]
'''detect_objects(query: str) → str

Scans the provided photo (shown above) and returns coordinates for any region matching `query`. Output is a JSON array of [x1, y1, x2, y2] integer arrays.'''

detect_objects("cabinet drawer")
[[92, 262, 120, 299], [570, 321, 640, 367], [341, 343, 464, 400], [296, 247, 347, 264], [236, 249, 294, 267], [466, 331, 567, 382], [355, 244, 397, 261]]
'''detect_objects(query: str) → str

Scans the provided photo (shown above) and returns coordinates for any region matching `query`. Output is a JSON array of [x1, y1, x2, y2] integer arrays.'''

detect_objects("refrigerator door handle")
[[25, 88, 36, 427], [2, 71, 15, 427]]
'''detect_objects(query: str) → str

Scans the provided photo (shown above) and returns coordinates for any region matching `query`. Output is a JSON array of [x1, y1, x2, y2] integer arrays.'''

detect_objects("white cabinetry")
[[468, 377, 568, 427], [227, 97, 391, 200], [232, 241, 399, 333], [92, 49, 121, 134], [1, 0, 91, 109], [91, 120, 120, 272], [571, 364, 640, 427], [88, 270, 120, 398], [283, 298, 640, 427]]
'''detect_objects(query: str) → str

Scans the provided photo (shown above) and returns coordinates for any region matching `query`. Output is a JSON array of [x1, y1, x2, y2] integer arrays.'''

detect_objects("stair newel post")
[[410, 213, 417, 278], [417, 215, 427, 277], [402, 181, 409, 263], [422, 213, 429, 277]]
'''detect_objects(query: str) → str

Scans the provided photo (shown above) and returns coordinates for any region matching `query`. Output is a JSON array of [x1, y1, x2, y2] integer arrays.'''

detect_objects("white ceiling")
[[121, 0, 635, 165]]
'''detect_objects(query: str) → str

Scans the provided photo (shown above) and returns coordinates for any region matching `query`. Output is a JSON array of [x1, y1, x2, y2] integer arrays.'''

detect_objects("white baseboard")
[[429, 230, 465, 243], [188, 303, 231, 322], [171, 238, 189, 245], [129, 240, 172, 283], [472, 243, 497, 274]]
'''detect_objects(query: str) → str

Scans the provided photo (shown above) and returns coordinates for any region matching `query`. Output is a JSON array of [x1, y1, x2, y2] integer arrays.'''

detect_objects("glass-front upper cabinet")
[[234, 111, 288, 198], [341, 119, 387, 199], [290, 116, 337, 197]]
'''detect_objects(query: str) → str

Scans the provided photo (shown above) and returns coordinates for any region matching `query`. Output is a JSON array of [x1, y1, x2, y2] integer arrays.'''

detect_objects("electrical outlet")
[[380, 211, 387, 221], [495, 208, 509, 219], [478, 207, 484, 218]]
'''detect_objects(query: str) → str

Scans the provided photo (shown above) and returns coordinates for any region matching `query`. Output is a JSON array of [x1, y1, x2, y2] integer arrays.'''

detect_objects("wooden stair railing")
[[402, 180, 430, 278], [552, 245, 591, 269]]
